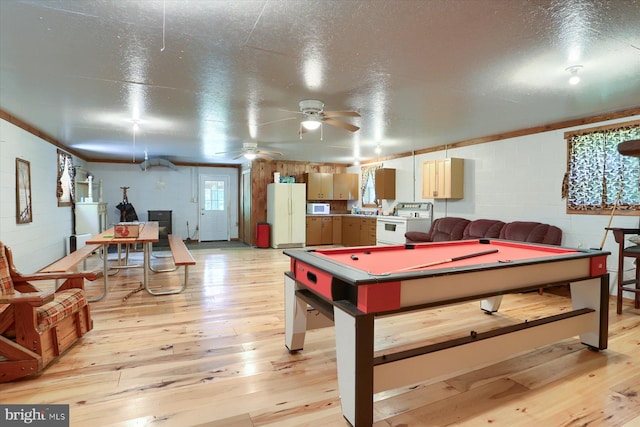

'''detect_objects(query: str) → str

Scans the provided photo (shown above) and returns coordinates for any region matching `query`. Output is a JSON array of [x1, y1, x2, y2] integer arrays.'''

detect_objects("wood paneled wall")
[[246, 160, 349, 246]]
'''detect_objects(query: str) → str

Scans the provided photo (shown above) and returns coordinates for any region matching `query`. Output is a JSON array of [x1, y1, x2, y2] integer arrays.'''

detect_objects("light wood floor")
[[3, 245, 640, 427]]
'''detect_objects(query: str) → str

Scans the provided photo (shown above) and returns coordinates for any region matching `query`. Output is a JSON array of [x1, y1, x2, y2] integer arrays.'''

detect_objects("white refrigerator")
[[267, 183, 306, 249]]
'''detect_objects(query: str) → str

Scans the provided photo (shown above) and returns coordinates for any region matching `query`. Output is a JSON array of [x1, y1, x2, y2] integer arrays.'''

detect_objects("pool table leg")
[[285, 273, 308, 352], [334, 304, 374, 427], [480, 295, 503, 313], [570, 274, 609, 350]]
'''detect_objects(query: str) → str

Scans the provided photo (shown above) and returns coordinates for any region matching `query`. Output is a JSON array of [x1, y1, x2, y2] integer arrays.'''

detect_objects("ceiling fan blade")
[[278, 107, 305, 115], [259, 116, 298, 127], [322, 117, 360, 132], [232, 153, 245, 160], [322, 110, 361, 118], [256, 153, 276, 161], [261, 150, 283, 157], [215, 150, 241, 155]]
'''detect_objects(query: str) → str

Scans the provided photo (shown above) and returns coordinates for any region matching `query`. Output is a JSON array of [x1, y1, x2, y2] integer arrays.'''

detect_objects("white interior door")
[[199, 174, 230, 241]]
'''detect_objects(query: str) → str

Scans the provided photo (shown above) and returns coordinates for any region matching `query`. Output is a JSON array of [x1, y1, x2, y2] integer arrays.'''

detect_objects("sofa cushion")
[[404, 231, 431, 243], [498, 221, 562, 245], [462, 219, 506, 240], [405, 217, 471, 243]]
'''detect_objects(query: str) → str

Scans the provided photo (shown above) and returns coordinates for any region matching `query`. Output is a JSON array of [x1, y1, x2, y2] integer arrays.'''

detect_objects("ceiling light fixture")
[[301, 114, 322, 130], [244, 152, 257, 160], [566, 65, 583, 85], [375, 144, 382, 155]]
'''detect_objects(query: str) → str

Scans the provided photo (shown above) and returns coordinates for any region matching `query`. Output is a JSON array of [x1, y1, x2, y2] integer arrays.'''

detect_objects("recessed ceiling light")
[[566, 65, 583, 85]]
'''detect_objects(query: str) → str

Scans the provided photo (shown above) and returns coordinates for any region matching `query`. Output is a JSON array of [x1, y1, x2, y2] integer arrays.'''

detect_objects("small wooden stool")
[[607, 227, 640, 314]]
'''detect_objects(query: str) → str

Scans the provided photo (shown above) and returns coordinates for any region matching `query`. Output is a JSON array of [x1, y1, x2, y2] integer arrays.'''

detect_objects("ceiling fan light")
[[244, 152, 257, 160], [301, 117, 322, 130]]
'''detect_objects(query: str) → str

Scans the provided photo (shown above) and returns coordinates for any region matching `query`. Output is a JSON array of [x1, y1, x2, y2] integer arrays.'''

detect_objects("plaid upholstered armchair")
[[0, 242, 94, 382]]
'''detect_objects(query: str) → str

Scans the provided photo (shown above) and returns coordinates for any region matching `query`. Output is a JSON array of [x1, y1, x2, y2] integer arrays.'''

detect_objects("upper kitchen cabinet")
[[304, 172, 333, 200], [422, 158, 464, 199], [375, 168, 396, 200], [333, 173, 359, 200]]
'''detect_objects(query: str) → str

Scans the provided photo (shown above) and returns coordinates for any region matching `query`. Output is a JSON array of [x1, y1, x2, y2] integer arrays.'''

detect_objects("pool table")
[[283, 239, 610, 426]]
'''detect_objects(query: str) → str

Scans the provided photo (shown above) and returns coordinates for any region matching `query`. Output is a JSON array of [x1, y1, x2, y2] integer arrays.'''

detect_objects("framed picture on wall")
[[16, 157, 32, 224]]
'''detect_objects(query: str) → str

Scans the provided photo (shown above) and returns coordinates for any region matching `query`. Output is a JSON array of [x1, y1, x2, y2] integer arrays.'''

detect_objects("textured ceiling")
[[1, 0, 639, 165]]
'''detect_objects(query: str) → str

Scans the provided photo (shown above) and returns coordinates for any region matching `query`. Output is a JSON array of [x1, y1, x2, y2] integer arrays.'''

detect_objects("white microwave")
[[307, 203, 330, 215]]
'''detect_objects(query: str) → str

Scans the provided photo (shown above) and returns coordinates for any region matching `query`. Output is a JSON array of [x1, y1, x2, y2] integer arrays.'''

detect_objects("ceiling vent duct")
[[139, 158, 177, 171]]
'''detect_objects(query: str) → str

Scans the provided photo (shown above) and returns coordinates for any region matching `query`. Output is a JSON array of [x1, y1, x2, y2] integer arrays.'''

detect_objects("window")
[[361, 164, 382, 206], [203, 179, 225, 211], [564, 121, 640, 214], [57, 150, 74, 207]]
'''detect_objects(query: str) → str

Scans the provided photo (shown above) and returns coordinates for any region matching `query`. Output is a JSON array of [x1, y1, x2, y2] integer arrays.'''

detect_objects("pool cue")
[[382, 248, 499, 275], [599, 186, 624, 250]]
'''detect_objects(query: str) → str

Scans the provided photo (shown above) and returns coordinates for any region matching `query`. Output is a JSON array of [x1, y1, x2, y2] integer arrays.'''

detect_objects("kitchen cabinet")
[[422, 158, 464, 199], [306, 216, 333, 245], [320, 216, 333, 244], [375, 168, 396, 200], [333, 173, 359, 200], [342, 217, 360, 247], [342, 216, 377, 246], [304, 173, 333, 200], [360, 217, 377, 246], [306, 217, 322, 245], [332, 216, 343, 245]]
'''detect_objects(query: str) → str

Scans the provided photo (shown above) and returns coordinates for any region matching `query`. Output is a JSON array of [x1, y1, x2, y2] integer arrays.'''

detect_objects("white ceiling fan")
[[216, 142, 283, 161], [260, 100, 361, 136]]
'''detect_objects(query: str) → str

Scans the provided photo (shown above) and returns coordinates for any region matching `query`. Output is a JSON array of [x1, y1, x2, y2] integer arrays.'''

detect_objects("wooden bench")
[[145, 234, 195, 296], [169, 235, 196, 267], [39, 244, 101, 273], [39, 244, 105, 302]]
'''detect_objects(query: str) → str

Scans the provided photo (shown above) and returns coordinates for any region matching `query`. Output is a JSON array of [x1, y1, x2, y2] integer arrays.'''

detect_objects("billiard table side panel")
[[399, 258, 592, 308]]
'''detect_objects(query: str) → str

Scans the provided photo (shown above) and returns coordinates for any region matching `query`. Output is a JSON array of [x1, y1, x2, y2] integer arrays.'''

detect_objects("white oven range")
[[376, 202, 433, 245]]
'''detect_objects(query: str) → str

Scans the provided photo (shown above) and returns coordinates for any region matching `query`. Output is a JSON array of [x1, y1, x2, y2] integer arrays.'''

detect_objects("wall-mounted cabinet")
[[422, 158, 464, 199], [333, 173, 359, 200], [375, 168, 396, 200], [304, 173, 333, 200]]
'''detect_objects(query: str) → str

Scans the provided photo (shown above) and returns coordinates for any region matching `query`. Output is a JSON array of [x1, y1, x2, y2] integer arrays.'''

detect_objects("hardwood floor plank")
[[2, 247, 640, 426]]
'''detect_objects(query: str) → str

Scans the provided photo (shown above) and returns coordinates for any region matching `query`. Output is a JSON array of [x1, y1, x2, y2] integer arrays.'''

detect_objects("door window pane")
[[204, 180, 225, 211]]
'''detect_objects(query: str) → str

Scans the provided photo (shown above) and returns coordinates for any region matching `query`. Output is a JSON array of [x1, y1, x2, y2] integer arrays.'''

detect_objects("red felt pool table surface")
[[311, 240, 578, 275]]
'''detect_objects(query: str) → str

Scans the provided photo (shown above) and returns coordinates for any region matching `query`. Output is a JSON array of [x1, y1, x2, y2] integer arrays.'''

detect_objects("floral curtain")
[[57, 150, 75, 206], [361, 164, 382, 205], [564, 123, 640, 212]]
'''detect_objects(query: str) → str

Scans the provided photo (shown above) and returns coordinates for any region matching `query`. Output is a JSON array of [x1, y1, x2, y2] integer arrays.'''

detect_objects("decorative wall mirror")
[[57, 149, 74, 207], [16, 158, 32, 223]]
